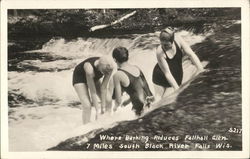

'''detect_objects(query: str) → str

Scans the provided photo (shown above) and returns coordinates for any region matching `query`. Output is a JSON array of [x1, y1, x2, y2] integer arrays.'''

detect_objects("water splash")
[[9, 104, 136, 151], [8, 70, 78, 106], [40, 37, 135, 59]]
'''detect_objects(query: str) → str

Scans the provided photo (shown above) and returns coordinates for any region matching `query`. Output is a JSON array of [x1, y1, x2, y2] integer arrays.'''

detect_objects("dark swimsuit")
[[153, 41, 183, 87], [72, 57, 103, 85], [118, 67, 153, 115]]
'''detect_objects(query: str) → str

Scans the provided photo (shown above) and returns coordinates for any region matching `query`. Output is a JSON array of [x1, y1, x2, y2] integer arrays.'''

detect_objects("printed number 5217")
[[228, 127, 242, 134]]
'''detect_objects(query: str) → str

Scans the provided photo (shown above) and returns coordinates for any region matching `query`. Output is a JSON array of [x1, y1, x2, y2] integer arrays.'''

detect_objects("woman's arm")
[[84, 63, 99, 116], [100, 70, 113, 113], [176, 35, 204, 72], [113, 72, 123, 109], [156, 47, 179, 90]]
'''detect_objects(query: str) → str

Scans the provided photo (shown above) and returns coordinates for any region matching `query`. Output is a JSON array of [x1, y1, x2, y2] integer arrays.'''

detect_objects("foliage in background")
[[8, 8, 240, 37]]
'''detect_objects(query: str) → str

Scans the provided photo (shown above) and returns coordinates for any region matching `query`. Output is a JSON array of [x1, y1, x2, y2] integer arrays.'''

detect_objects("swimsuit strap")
[[118, 67, 153, 97], [118, 67, 140, 78], [174, 40, 182, 56], [163, 40, 182, 60]]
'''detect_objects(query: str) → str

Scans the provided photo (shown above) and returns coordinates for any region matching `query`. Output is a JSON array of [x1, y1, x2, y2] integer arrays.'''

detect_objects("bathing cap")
[[160, 27, 175, 42], [97, 55, 116, 73]]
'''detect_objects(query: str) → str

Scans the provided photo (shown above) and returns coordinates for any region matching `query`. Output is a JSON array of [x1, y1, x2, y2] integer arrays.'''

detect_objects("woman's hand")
[[113, 101, 121, 112], [194, 68, 205, 77]]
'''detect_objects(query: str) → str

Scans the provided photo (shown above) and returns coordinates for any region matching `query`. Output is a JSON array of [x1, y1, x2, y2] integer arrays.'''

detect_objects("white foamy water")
[[8, 70, 78, 104], [8, 30, 209, 151], [9, 104, 136, 151], [40, 37, 135, 59]]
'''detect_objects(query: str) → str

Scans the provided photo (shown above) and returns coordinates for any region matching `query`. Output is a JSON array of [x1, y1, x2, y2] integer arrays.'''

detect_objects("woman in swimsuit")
[[153, 27, 204, 98], [112, 47, 154, 116], [72, 56, 115, 124]]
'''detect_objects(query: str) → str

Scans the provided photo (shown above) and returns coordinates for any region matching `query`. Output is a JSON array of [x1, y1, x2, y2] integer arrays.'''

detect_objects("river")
[[8, 21, 241, 151]]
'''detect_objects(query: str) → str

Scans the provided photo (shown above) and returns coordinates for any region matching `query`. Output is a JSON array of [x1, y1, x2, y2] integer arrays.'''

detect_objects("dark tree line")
[[8, 8, 240, 37]]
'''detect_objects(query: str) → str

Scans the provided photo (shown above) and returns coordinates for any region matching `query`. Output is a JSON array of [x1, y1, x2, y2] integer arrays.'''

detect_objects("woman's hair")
[[112, 47, 129, 63], [97, 55, 115, 74], [160, 27, 175, 43]]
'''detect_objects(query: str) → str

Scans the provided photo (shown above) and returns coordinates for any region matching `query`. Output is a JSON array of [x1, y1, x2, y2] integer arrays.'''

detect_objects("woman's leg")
[[74, 83, 92, 124], [154, 84, 175, 99], [153, 84, 166, 100], [162, 87, 175, 97]]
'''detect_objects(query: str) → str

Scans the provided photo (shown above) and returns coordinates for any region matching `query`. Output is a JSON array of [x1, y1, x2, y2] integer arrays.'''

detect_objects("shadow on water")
[[8, 36, 51, 53], [48, 22, 242, 151], [8, 36, 75, 72], [8, 52, 72, 72]]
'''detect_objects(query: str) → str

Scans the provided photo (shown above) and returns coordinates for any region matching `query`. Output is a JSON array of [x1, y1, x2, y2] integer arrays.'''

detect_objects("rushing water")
[[8, 27, 228, 151]]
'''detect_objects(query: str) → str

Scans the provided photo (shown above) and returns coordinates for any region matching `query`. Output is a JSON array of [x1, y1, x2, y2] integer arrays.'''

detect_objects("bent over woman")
[[153, 27, 204, 97], [112, 47, 154, 116], [72, 56, 115, 124]]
